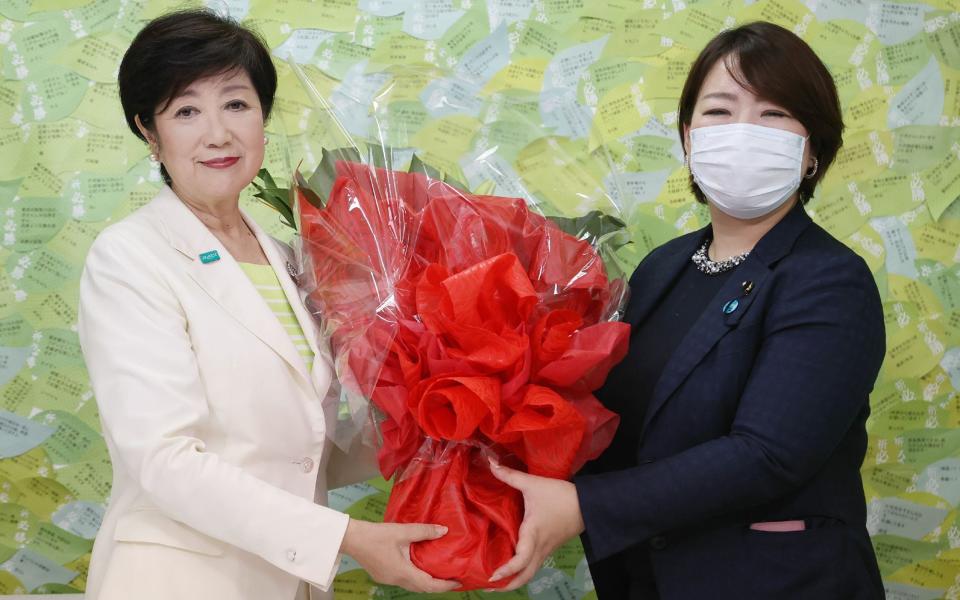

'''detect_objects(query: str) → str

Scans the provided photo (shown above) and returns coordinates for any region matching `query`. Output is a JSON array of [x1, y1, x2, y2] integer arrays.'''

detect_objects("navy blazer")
[[575, 204, 886, 599]]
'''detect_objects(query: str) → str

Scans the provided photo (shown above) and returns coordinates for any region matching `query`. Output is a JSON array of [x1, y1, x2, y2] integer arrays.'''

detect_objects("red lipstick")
[[200, 157, 239, 168]]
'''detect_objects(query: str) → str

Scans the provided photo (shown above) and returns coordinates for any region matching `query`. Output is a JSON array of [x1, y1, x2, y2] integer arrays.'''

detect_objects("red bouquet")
[[261, 147, 631, 590]]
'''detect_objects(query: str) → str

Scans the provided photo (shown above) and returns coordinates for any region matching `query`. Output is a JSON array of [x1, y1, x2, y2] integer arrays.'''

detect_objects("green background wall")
[[0, 0, 959, 597]]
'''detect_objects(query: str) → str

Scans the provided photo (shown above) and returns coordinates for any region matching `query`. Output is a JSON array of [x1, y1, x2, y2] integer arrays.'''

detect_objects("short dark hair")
[[677, 21, 844, 205], [118, 9, 277, 183]]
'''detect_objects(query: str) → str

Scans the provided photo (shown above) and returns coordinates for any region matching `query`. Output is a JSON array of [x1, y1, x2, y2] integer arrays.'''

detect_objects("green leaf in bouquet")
[[550, 210, 632, 251], [307, 147, 363, 205], [257, 167, 277, 190], [364, 144, 400, 170], [551, 210, 634, 282], [294, 170, 325, 210], [409, 153, 443, 180], [409, 153, 468, 192], [251, 168, 296, 231], [441, 170, 469, 192]]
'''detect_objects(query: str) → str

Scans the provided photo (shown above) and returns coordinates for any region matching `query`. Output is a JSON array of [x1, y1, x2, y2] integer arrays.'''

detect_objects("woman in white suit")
[[78, 9, 457, 600]]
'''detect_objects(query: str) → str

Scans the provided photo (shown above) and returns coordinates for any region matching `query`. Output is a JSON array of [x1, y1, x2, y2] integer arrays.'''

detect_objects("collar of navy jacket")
[[623, 202, 814, 436]]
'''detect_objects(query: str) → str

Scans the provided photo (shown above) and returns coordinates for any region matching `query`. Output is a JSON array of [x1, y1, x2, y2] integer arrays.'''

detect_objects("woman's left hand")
[[488, 461, 586, 591]]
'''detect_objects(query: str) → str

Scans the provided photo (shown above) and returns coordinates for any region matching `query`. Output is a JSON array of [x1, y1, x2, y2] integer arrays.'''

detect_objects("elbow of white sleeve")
[[133, 436, 213, 513]]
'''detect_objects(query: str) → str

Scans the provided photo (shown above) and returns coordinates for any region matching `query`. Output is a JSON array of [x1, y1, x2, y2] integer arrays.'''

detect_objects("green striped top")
[[238, 262, 314, 372]]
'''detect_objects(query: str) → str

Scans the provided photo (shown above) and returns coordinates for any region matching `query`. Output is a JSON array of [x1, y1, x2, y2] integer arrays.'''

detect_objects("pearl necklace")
[[691, 239, 749, 275]]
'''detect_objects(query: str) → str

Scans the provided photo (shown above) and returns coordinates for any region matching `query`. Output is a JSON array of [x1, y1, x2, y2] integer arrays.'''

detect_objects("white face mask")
[[688, 123, 807, 220]]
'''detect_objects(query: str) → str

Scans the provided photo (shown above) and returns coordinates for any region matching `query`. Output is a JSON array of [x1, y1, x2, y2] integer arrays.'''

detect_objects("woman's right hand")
[[339, 518, 460, 593]]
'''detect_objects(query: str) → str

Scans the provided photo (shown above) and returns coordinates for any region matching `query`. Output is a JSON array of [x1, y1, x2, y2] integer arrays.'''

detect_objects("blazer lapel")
[[639, 203, 814, 435], [640, 258, 770, 434], [247, 219, 342, 445], [245, 218, 336, 392], [146, 187, 312, 387], [625, 231, 707, 329]]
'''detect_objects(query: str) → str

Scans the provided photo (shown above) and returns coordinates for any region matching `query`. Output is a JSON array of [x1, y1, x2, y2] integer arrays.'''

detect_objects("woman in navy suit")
[[488, 22, 886, 599]]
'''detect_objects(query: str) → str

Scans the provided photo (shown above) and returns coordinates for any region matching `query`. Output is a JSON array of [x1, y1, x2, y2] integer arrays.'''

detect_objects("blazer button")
[[286, 549, 297, 562], [649, 535, 668, 550], [301, 457, 315, 473]]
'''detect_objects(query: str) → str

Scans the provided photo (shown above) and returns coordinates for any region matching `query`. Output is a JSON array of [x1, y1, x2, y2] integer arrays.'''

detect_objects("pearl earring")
[[263, 136, 269, 145]]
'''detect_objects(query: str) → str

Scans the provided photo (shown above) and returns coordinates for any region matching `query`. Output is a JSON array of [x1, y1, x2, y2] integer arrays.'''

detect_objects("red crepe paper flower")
[[295, 157, 629, 590], [409, 376, 502, 441]]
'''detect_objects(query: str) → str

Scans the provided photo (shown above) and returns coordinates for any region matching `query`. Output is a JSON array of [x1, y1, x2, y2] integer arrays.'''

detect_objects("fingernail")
[[488, 458, 501, 469], [438, 526, 448, 535], [489, 572, 502, 582]]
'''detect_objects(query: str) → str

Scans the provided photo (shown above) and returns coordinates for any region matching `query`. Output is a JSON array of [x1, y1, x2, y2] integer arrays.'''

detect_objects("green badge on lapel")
[[199, 250, 221, 264]]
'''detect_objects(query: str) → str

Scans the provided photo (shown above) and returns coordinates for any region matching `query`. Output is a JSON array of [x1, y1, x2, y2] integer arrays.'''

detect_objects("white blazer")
[[78, 186, 374, 600]]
